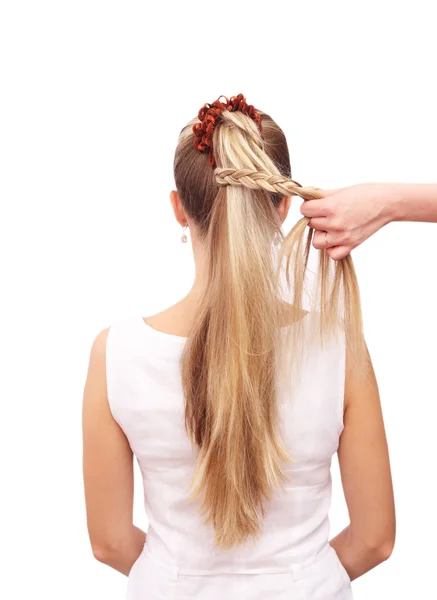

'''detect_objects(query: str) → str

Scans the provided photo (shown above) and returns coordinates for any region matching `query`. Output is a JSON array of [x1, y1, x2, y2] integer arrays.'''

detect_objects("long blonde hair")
[[174, 101, 368, 550]]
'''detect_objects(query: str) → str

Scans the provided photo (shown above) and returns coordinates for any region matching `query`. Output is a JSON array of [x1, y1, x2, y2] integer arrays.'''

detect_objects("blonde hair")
[[174, 106, 368, 550]]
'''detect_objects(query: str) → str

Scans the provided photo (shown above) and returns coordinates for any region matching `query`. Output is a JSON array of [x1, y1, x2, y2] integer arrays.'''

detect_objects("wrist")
[[380, 183, 407, 223]]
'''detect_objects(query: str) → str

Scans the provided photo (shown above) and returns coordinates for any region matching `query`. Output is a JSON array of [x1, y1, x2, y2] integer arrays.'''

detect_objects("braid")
[[215, 168, 321, 201]]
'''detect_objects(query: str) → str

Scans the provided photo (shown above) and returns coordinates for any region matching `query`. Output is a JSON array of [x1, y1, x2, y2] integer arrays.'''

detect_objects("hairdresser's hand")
[[300, 183, 397, 261]]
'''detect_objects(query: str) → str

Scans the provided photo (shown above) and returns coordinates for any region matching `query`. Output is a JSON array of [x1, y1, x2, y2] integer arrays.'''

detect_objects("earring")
[[181, 224, 188, 243]]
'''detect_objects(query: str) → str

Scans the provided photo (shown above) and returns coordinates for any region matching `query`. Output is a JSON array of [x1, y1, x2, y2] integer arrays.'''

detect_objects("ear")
[[277, 195, 292, 222], [169, 190, 188, 227]]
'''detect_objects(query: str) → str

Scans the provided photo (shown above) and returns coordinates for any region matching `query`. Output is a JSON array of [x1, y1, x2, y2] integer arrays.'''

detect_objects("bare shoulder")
[[89, 327, 111, 362], [82, 327, 113, 428], [344, 343, 377, 411], [83, 327, 112, 393]]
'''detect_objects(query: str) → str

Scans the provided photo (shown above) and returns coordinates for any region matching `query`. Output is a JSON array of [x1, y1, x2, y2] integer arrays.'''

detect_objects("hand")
[[300, 183, 397, 260]]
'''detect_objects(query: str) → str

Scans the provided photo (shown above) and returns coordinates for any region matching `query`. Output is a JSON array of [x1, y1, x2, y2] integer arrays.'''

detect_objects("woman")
[[82, 94, 395, 600]]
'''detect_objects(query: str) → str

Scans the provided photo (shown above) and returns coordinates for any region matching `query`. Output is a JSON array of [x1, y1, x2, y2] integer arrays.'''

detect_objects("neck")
[[181, 235, 209, 305]]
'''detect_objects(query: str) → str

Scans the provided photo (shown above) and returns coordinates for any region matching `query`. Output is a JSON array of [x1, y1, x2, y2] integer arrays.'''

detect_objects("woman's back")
[[105, 310, 352, 599]]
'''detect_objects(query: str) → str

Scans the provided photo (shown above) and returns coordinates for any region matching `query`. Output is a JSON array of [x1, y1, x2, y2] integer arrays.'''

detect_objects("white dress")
[[106, 313, 353, 599]]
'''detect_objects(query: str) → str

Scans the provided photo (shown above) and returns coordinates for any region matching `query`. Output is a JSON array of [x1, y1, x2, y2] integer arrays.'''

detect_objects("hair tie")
[[192, 94, 263, 167]]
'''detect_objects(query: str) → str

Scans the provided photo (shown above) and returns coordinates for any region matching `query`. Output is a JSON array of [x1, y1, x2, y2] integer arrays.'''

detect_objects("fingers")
[[312, 230, 329, 249], [327, 245, 351, 261], [307, 217, 329, 230], [311, 231, 352, 260], [300, 185, 351, 261], [312, 230, 342, 250], [300, 200, 330, 218], [300, 188, 343, 217]]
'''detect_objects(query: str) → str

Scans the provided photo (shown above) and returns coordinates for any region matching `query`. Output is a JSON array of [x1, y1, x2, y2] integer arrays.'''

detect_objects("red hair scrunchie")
[[192, 94, 263, 167]]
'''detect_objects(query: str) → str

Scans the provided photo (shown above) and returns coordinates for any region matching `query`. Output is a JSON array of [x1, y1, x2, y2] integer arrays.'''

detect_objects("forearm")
[[387, 183, 437, 223], [94, 525, 147, 576], [329, 525, 393, 582]]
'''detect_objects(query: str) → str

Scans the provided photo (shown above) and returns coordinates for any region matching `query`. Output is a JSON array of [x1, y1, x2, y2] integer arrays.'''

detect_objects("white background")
[[1, 1, 436, 598]]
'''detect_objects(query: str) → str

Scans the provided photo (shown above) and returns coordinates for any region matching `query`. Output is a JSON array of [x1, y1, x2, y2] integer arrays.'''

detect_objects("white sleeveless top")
[[106, 313, 353, 600]]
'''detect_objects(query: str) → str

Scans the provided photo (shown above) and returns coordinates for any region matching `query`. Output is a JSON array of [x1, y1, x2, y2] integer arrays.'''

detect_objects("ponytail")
[[175, 100, 368, 550], [182, 182, 291, 549]]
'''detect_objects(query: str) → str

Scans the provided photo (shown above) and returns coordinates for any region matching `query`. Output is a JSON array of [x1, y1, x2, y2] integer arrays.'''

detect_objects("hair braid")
[[215, 168, 321, 201]]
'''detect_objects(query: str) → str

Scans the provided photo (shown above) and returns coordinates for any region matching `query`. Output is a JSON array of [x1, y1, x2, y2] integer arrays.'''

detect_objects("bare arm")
[[300, 182, 437, 260], [82, 327, 146, 576], [329, 345, 396, 581], [393, 182, 437, 222]]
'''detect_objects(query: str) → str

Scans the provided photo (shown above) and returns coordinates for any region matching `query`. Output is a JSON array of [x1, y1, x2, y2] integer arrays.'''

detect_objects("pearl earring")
[[181, 224, 188, 243]]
